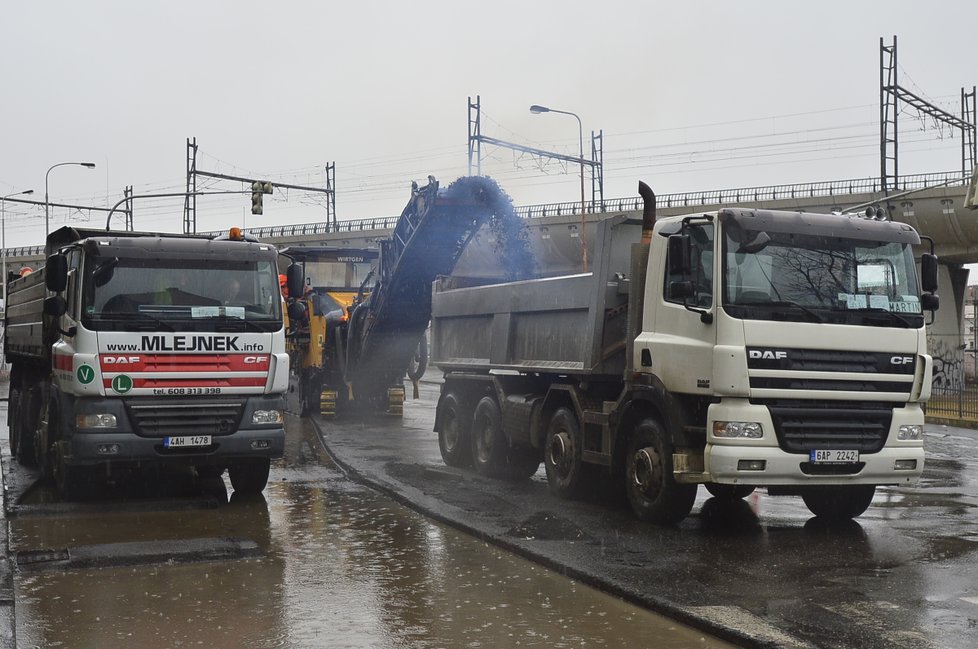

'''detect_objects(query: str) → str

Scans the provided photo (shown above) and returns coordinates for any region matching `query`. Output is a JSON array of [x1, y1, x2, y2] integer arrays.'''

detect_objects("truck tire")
[[625, 418, 697, 524], [470, 396, 507, 478], [407, 336, 428, 382], [544, 408, 586, 499], [8, 387, 21, 459], [229, 458, 271, 496], [16, 387, 40, 467], [437, 392, 471, 467], [801, 485, 875, 520], [53, 442, 89, 501], [36, 400, 61, 480], [705, 484, 756, 500]]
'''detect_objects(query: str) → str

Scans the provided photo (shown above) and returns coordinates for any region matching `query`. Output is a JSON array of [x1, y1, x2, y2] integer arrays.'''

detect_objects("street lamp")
[[45, 162, 96, 238], [530, 104, 588, 271], [2, 189, 35, 307]]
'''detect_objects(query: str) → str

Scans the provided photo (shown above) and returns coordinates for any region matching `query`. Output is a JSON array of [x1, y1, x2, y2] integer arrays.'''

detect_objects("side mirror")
[[920, 293, 939, 312], [286, 263, 304, 299], [44, 295, 67, 317], [920, 253, 938, 294], [668, 234, 691, 275], [45, 253, 69, 292]]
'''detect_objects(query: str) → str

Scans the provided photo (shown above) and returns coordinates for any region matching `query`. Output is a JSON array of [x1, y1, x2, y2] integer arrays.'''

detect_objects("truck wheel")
[[470, 396, 507, 478], [437, 392, 471, 467], [705, 484, 755, 500], [801, 485, 876, 520], [544, 408, 585, 499], [406, 336, 428, 382], [625, 418, 697, 525], [8, 387, 21, 459], [16, 387, 39, 467], [53, 442, 89, 501], [35, 402, 58, 480], [229, 458, 271, 496]]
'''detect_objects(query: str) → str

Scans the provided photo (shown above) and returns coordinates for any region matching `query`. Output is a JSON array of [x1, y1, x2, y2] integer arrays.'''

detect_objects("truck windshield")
[[722, 229, 923, 328], [81, 256, 282, 332]]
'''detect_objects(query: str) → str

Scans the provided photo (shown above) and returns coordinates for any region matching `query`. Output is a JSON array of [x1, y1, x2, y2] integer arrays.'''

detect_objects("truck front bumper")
[[704, 399, 925, 486], [59, 393, 286, 468], [64, 427, 285, 467], [706, 444, 924, 487]]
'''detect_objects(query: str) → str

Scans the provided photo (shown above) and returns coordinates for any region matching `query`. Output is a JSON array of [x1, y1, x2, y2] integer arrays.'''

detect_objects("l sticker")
[[111, 375, 133, 394]]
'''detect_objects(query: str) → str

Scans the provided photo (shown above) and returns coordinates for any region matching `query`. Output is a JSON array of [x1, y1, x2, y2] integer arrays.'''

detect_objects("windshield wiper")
[[91, 311, 175, 331], [737, 299, 824, 323], [198, 314, 269, 333], [850, 307, 917, 327]]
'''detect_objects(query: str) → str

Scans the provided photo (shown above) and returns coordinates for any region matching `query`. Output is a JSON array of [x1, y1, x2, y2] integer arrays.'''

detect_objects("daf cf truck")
[[431, 182, 939, 523], [4, 226, 289, 498]]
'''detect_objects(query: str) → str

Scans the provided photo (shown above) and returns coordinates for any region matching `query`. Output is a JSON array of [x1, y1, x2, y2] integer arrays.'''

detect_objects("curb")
[[310, 415, 800, 649]]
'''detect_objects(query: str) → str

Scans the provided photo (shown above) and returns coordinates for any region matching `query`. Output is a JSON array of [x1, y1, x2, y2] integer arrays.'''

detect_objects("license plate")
[[164, 435, 212, 448], [810, 449, 860, 463]]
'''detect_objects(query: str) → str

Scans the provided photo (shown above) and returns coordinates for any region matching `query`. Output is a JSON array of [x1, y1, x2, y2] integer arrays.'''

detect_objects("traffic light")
[[251, 181, 263, 215], [250, 181, 274, 215]]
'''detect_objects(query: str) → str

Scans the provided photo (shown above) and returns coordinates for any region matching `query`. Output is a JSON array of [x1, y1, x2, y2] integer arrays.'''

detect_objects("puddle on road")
[[13, 479, 733, 648]]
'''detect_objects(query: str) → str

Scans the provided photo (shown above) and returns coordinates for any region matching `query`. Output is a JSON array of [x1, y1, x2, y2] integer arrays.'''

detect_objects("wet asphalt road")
[[314, 376, 978, 649], [0, 386, 732, 649], [1, 374, 976, 648]]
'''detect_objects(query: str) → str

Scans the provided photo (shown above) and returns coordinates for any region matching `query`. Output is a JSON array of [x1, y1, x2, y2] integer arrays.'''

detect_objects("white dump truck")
[[431, 183, 939, 523]]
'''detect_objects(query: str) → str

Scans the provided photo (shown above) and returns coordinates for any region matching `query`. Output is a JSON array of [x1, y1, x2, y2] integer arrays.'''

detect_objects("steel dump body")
[[431, 216, 640, 378]]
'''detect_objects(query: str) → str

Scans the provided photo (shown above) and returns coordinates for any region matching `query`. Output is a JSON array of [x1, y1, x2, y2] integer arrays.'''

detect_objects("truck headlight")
[[897, 424, 923, 441], [713, 421, 763, 439], [253, 409, 284, 425], [76, 413, 118, 429]]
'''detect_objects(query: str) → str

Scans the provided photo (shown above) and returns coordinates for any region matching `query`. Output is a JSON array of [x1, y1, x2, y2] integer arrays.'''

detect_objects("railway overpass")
[[3, 171, 975, 388]]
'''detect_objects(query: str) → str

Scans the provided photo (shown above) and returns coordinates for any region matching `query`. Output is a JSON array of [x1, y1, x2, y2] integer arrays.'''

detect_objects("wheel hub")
[[631, 447, 662, 495], [548, 431, 573, 476], [474, 417, 492, 462], [443, 415, 459, 451]]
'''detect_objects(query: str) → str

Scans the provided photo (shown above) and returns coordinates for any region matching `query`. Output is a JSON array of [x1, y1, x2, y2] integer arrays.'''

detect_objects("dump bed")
[[430, 215, 641, 377], [4, 267, 49, 361]]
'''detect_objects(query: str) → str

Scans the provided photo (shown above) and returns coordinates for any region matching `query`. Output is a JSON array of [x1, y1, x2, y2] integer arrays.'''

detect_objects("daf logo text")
[[749, 350, 788, 360]]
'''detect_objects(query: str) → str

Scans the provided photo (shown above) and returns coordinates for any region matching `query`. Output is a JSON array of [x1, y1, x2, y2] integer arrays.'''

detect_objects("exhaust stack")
[[637, 181, 656, 243]]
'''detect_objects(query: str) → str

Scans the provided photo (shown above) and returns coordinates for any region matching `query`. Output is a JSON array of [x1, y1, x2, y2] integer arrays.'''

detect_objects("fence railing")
[[925, 384, 978, 423], [4, 170, 968, 257]]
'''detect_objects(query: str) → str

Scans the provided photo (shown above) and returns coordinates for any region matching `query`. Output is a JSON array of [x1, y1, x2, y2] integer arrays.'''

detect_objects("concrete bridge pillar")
[[928, 263, 971, 391]]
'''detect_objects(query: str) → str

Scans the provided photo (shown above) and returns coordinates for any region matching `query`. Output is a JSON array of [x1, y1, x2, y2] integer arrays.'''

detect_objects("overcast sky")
[[1, 1, 975, 249]]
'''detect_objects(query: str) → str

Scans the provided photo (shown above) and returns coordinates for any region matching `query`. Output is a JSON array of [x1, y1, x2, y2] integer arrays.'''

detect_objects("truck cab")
[[638, 207, 937, 517], [4, 227, 289, 498]]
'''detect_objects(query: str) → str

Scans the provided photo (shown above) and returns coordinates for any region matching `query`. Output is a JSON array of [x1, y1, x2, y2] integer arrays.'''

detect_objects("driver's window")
[[664, 223, 714, 306]]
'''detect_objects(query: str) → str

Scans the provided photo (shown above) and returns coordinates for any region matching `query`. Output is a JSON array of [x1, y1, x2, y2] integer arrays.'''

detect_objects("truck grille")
[[126, 399, 245, 437], [746, 347, 915, 397], [757, 399, 893, 454]]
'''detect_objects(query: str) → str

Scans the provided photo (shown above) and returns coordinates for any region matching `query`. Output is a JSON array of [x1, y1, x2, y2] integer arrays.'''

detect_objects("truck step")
[[387, 386, 405, 416], [320, 390, 337, 417]]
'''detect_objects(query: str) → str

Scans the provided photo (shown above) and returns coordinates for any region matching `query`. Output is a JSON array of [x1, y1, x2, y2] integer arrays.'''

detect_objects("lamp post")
[[530, 104, 588, 271], [2, 189, 35, 308], [45, 162, 96, 237]]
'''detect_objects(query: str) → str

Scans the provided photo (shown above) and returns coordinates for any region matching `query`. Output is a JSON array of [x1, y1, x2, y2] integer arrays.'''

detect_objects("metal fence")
[[926, 384, 978, 423]]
